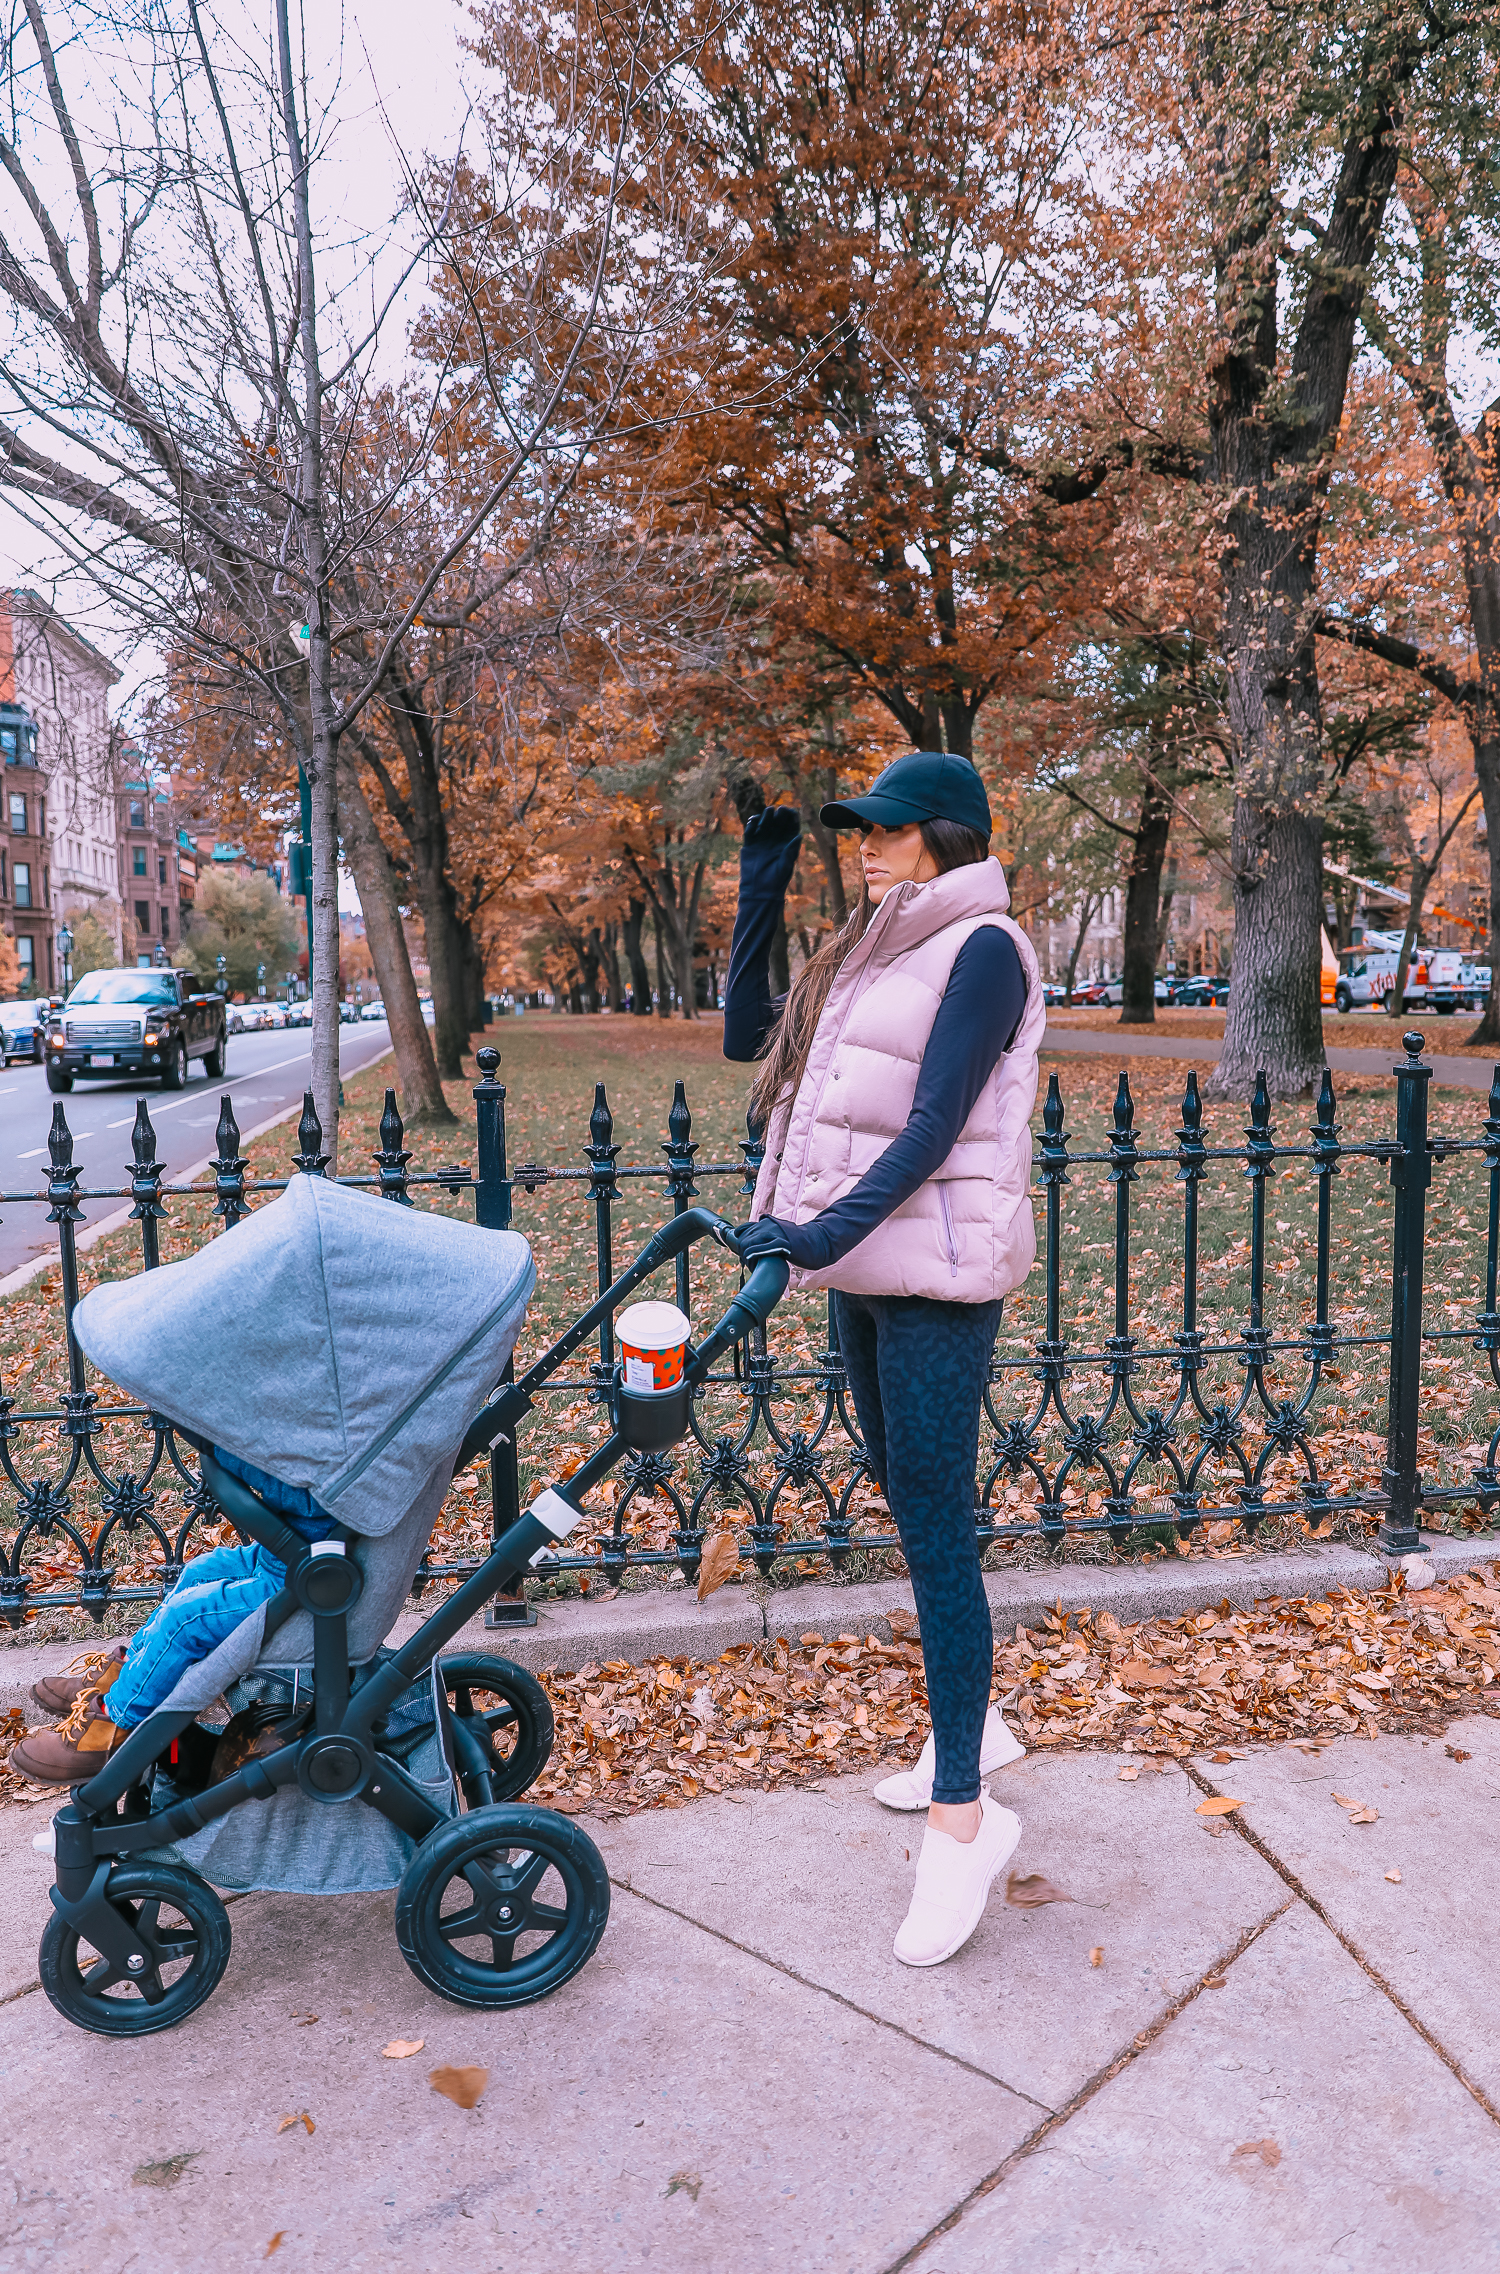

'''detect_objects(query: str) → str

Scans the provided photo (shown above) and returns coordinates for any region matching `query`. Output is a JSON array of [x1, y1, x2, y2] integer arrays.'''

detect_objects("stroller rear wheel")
[[39, 1863, 231, 2037], [395, 1804, 609, 2009], [439, 1653, 554, 1805]]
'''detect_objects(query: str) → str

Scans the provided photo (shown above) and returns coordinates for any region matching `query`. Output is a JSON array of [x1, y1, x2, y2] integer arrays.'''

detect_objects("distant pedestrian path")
[[1044, 1021, 1498, 1093]]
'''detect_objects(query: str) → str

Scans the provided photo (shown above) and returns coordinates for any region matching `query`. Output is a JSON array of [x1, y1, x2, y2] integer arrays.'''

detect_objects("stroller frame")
[[44, 1208, 788, 2033]]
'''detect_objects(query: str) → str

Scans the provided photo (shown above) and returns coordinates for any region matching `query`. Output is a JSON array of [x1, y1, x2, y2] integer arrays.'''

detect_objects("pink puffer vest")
[[750, 857, 1045, 1302]]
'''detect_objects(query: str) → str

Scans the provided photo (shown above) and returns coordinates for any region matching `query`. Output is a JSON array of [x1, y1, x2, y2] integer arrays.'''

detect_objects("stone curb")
[[4, 1531, 1493, 1717]]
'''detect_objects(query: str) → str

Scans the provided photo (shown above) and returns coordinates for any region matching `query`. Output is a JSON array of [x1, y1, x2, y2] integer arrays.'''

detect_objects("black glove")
[[740, 806, 802, 892], [730, 1217, 795, 1262]]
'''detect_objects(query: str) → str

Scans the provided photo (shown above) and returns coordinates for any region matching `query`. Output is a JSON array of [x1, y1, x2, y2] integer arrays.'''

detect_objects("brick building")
[[114, 754, 181, 965]]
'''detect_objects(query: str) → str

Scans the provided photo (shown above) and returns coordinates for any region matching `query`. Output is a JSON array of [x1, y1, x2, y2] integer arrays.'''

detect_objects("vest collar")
[[842, 856, 1013, 983]]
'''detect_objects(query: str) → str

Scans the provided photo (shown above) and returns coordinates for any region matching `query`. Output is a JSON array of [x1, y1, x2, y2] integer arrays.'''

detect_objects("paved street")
[[2, 1716, 1496, 2272], [0, 1018, 394, 1279]]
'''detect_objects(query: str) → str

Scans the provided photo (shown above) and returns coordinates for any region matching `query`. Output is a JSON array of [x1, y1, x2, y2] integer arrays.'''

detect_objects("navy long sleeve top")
[[723, 820, 1028, 1271]]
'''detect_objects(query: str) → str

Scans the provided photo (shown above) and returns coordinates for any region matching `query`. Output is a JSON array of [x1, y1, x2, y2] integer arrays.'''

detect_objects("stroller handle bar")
[[455, 1205, 783, 1473]]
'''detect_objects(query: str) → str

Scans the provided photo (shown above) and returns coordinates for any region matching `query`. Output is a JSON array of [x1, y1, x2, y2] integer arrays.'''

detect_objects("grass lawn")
[[3, 1012, 1500, 1638]]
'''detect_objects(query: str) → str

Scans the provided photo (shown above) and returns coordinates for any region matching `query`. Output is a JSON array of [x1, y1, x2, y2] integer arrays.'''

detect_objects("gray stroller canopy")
[[73, 1175, 535, 1539]]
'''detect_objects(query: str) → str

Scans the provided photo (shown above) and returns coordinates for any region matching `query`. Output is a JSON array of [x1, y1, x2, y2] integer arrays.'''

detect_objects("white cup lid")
[[616, 1299, 691, 1349]]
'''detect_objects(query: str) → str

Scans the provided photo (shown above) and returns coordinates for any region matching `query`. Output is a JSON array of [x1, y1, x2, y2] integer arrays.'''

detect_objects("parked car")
[[1169, 976, 1228, 1006], [0, 1000, 46, 1063], [1100, 976, 1171, 1007], [47, 968, 228, 1092], [359, 999, 387, 1022], [339, 1000, 360, 1024], [285, 1000, 312, 1028]]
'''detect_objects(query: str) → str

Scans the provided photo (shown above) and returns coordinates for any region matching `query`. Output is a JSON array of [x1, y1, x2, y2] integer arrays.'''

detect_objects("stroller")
[[41, 1174, 787, 2037]]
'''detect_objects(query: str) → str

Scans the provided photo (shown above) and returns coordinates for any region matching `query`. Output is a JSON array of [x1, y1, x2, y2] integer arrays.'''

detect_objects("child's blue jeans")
[[107, 1542, 287, 1729]]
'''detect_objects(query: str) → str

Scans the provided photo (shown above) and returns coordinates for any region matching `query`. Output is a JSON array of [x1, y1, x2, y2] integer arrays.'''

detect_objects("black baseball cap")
[[820, 750, 992, 837]]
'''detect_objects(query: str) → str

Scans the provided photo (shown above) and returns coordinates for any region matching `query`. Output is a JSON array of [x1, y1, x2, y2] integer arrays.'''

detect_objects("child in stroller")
[[33, 1172, 786, 2037]]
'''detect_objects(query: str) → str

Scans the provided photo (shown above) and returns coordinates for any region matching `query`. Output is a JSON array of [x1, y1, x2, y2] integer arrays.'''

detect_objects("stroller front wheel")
[[395, 1804, 610, 2009], [440, 1651, 555, 1806], [39, 1863, 231, 2036]]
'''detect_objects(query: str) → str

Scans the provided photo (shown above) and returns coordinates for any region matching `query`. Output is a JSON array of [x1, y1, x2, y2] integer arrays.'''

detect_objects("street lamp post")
[[216, 953, 227, 995], [257, 961, 266, 999], [56, 922, 73, 995]]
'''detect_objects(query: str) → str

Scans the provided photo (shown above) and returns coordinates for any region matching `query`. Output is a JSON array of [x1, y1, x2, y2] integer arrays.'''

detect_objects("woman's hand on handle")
[[728, 1217, 794, 1263]]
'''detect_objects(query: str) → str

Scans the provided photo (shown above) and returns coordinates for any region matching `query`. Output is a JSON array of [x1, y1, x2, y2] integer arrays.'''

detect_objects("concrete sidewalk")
[[3, 1716, 1499, 2272]]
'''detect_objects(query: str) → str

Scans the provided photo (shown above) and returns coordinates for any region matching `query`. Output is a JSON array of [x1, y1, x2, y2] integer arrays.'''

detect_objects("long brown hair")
[[748, 818, 991, 1133]]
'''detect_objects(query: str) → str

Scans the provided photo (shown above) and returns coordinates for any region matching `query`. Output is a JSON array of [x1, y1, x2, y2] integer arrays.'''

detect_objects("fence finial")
[[375, 1088, 412, 1205], [293, 1090, 329, 1176], [213, 1095, 249, 1227]]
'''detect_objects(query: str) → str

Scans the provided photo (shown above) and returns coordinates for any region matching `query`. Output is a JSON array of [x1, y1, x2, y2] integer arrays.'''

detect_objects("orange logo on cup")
[[617, 1299, 691, 1392]]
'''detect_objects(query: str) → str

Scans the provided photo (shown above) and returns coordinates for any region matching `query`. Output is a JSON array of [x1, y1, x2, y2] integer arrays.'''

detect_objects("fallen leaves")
[[276, 2112, 314, 2136], [430, 2065, 488, 2110], [1195, 1797, 1241, 1816], [1005, 1871, 1073, 1908], [695, 1531, 740, 1603], [132, 2153, 198, 2189], [1333, 1793, 1379, 1825], [1233, 2138, 1282, 2169], [265, 2238, 285, 2260], [1446, 1745, 1472, 1761], [1385, 1868, 1403, 1883], [1089, 1945, 1105, 1967], [382, 2039, 425, 2060]]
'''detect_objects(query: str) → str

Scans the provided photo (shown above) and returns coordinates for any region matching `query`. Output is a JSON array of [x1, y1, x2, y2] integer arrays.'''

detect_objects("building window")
[[0, 851, 7, 898], [37, 797, 44, 836], [161, 907, 171, 940], [42, 867, 48, 906], [8, 793, 25, 835], [158, 855, 167, 885], [129, 799, 146, 828], [135, 899, 149, 932], [13, 863, 31, 909], [133, 846, 147, 876], [16, 936, 33, 986]]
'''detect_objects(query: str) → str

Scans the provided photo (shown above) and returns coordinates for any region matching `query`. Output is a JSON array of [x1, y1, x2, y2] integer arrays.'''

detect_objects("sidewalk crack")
[[881, 1894, 1292, 2273], [1182, 1757, 1500, 2133], [609, 1874, 1052, 2111]]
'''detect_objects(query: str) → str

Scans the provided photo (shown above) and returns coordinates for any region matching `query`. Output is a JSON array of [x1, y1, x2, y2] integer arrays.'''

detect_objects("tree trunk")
[[653, 906, 669, 1016], [1119, 766, 1173, 1023], [1468, 729, 1500, 1045], [623, 898, 652, 1013], [1063, 895, 1099, 1005], [276, 0, 340, 1167], [337, 753, 453, 1124], [601, 921, 622, 1011], [1203, 59, 1412, 1099]]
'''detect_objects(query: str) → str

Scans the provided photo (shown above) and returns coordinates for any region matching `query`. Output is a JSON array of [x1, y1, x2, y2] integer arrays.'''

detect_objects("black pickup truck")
[[47, 967, 229, 1093]]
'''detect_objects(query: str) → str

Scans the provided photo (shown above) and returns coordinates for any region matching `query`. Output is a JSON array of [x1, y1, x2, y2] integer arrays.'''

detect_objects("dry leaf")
[[1233, 2138, 1282, 2168], [429, 2065, 489, 2110], [1006, 1870, 1073, 1908], [1446, 1746, 1472, 1762], [276, 2112, 314, 2136], [1195, 1797, 1241, 1815], [1347, 1806, 1379, 1824], [1089, 1946, 1104, 1967], [382, 2039, 425, 2059], [265, 2238, 285, 2260], [695, 1531, 739, 1604], [1385, 1868, 1403, 1883], [799, 1633, 823, 1647], [1332, 1792, 1357, 1808], [1117, 1764, 1140, 1781]]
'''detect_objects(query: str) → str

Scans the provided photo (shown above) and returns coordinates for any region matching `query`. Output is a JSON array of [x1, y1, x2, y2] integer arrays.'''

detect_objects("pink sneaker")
[[893, 1793, 1022, 1967], [874, 1707, 1024, 1811]]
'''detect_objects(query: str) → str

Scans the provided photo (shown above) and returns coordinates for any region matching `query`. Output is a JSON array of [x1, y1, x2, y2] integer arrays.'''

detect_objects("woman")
[[725, 750, 1044, 1967]]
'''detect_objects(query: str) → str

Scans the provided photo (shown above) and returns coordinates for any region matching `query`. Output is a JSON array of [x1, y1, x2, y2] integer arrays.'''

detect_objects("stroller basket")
[[41, 1194, 786, 2036]]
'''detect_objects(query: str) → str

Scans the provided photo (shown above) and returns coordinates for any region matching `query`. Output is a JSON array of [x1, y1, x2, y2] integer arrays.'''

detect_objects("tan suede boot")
[[10, 1694, 129, 1785], [30, 1643, 126, 1718]]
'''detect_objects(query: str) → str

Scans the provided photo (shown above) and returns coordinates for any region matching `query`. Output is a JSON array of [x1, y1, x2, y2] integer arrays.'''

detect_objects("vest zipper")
[[939, 1185, 959, 1278]]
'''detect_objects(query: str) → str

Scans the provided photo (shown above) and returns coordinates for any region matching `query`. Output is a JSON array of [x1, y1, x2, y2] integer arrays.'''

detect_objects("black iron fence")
[[2, 1029, 1498, 1631]]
